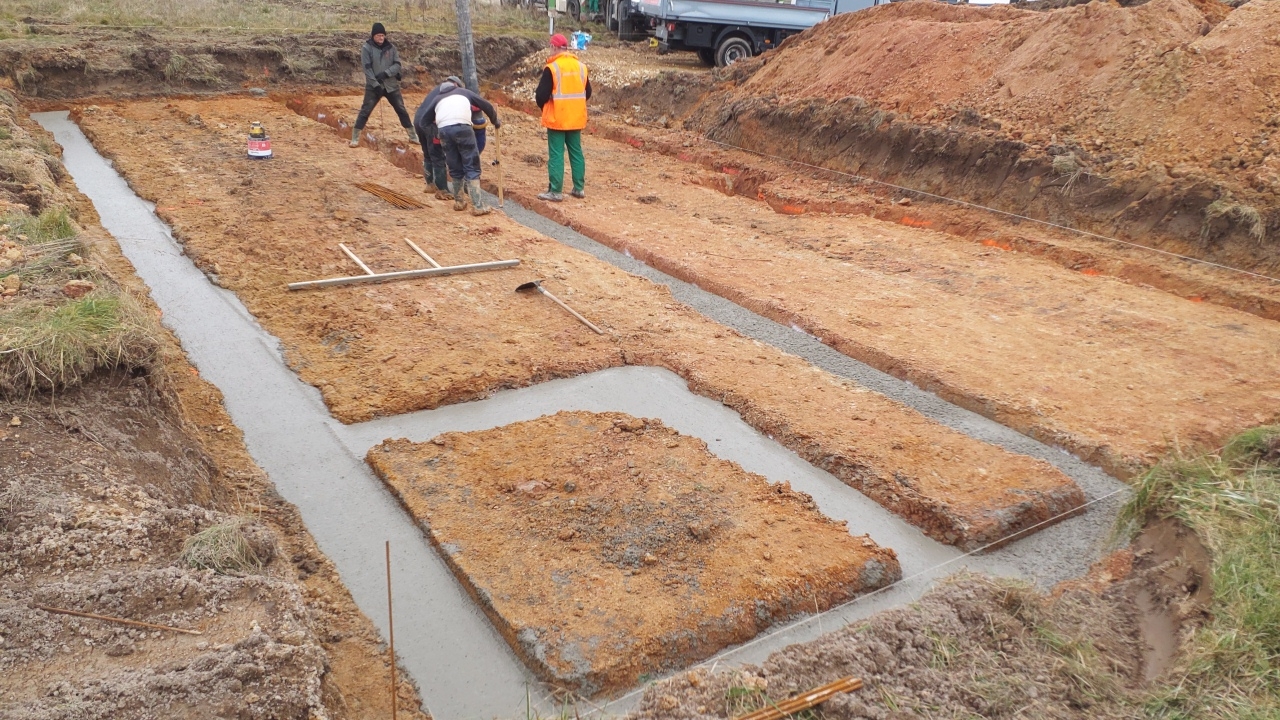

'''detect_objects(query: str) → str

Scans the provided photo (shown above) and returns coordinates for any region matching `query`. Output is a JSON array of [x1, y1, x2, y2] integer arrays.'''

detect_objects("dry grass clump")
[[1203, 199, 1267, 243], [0, 289, 158, 393], [1119, 426, 1280, 719], [180, 517, 276, 575]]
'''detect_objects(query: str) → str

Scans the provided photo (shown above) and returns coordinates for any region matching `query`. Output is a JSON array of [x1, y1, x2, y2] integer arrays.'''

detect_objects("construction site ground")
[[299, 92, 1280, 480], [72, 96, 1086, 554], [4, 0, 1279, 715], [368, 411, 900, 696]]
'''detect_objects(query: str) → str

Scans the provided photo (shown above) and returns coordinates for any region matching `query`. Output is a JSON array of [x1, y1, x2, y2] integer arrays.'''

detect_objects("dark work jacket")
[[420, 87, 501, 129], [413, 82, 456, 138], [361, 38, 402, 92]]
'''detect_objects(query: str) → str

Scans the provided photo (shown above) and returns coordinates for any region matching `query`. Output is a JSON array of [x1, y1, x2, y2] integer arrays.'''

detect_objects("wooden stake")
[[732, 676, 863, 720], [339, 243, 375, 275], [34, 604, 203, 635], [387, 540, 398, 720], [494, 125, 505, 208]]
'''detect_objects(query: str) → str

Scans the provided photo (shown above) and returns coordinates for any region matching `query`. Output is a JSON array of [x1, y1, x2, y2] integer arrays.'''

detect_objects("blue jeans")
[[438, 124, 480, 181]]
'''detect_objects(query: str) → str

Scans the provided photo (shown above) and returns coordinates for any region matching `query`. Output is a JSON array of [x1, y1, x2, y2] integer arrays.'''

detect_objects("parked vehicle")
[[631, 0, 882, 66]]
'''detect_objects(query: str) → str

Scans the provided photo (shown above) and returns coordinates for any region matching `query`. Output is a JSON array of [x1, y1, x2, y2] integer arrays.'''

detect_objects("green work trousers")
[[546, 129, 585, 194]]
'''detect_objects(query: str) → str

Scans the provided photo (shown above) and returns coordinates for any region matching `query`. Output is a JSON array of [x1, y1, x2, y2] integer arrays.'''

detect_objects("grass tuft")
[[1118, 426, 1280, 719], [179, 517, 273, 575], [1203, 199, 1266, 243], [0, 290, 157, 393]]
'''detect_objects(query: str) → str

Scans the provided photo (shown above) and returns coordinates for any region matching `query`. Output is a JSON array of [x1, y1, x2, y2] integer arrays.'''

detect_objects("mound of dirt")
[[691, 0, 1279, 269]]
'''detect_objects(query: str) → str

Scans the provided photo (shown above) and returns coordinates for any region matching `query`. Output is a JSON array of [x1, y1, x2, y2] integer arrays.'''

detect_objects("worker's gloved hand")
[[493, 120, 502, 129], [375, 71, 389, 81]]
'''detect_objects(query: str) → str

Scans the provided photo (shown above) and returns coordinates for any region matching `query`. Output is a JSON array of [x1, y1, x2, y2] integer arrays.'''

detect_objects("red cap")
[[549, 33, 569, 48]]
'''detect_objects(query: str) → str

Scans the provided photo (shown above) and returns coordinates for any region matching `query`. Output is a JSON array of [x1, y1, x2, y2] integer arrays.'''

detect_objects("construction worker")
[[414, 78, 459, 201], [536, 34, 592, 202], [350, 23, 417, 147], [419, 83, 502, 215], [415, 76, 492, 202]]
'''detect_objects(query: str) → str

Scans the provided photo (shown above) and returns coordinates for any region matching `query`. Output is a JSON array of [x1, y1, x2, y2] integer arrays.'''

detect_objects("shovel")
[[516, 280, 604, 334]]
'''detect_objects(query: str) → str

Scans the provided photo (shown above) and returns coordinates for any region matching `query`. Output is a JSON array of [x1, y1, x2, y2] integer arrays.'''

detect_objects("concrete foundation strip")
[[287, 240, 519, 290], [34, 604, 203, 635]]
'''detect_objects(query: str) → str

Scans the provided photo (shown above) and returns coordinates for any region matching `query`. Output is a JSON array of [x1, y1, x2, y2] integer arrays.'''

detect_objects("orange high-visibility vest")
[[541, 52, 588, 131]]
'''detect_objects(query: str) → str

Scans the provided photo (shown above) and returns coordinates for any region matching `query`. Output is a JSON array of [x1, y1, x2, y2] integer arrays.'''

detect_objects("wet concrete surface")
[[38, 110, 1129, 719]]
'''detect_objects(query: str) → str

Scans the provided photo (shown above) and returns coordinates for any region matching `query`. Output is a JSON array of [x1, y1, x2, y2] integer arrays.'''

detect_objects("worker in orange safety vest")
[[535, 34, 593, 202]]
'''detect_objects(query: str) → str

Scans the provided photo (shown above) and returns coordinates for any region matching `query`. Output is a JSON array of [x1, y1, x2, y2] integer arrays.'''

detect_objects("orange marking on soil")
[[901, 216, 933, 229], [627, 138, 644, 149], [980, 238, 1012, 251], [723, 166, 741, 176], [1080, 268, 1102, 276], [1188, 295, 1204, 302], [777, 204, 807, 215]]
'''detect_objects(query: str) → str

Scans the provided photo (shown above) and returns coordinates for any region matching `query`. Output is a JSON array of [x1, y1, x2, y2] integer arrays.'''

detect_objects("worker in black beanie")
[[350, 22, 417, 147]]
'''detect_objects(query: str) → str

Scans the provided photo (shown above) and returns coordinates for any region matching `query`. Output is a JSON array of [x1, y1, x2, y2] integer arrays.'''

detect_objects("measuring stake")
[[387, 540, 398, 720], [494, 125, 505, 208]]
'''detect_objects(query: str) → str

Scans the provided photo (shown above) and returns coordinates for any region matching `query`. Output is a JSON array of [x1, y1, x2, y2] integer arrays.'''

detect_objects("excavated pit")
[[35, 102, 1131, 717]]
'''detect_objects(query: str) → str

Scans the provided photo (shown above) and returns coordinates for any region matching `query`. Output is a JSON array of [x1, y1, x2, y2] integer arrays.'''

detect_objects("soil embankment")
[[1, 91, 427, 719], [305, 93, 1280, 480], [70, 95, 1086, 552], [0, 25, 539, 101], [684, 0, 1279, 272]]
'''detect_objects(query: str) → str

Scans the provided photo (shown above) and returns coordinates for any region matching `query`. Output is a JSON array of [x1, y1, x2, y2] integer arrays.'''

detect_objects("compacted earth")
[[299, 93, 1280, 481], [70, 96, 1085, 553], [368, 411, 900, 696]]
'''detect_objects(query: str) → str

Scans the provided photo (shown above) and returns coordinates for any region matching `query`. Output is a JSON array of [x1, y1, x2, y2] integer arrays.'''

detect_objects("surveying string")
[[596, 109, 1280, 286]]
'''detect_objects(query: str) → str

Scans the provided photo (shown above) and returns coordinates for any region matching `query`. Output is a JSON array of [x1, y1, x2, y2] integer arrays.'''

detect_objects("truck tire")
[[568, 0, 581, 20], [715, 36, 752, 67], [697, 48, 716, 66], [606, 0, 619, 31]]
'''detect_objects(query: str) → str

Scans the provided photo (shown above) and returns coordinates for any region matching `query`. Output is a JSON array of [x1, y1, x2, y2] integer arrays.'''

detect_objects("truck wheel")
[[606, 0, 619, 31], [697, 48, 715, 66], [715, 36, 752, 67], [568, 0, 581, 20]]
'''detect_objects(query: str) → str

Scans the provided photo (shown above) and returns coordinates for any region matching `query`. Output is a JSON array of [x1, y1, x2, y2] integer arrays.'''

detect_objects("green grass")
[[1118, 426, 1280, 720], [0, 290, 157, 392], [5, 207, 76, 244]]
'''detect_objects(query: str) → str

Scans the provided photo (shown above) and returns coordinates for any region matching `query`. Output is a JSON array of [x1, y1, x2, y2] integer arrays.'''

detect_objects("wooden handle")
[[539, 287, 604, 334], [495, 126, 504, 208]]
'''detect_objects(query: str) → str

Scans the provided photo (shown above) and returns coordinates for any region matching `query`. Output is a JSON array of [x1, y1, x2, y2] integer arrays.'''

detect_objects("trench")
[[37, 110, 1128, 718]]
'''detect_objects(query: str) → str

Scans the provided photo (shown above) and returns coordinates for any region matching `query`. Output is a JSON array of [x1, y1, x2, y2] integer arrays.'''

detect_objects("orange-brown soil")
[[679, 0, 1279, 268], [309, 94, 1280, 479], [367, 411, 900, 696], [71, 96, 1083, 552]]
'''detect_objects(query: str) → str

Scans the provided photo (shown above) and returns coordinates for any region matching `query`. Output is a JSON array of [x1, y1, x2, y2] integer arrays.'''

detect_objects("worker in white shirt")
[[418, 85, 502, 215]]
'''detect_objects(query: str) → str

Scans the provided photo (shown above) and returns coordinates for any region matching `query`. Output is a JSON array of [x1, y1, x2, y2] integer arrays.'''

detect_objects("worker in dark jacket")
[[350, 23, 417, 147], [535, 34, 592, 202], [420, 85, 502, 215], [414, 78, 458, 201]]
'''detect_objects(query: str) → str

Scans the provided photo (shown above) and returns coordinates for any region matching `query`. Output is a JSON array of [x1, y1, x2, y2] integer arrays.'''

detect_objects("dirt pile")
[[368, 411, 900, 696], [630, 535, 1204, 720], [0, 26, 539, 100], [692, 0, 1279, 269]]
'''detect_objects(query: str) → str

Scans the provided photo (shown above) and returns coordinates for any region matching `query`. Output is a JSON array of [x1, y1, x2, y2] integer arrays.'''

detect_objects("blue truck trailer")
[[608, 0, 881, 66]]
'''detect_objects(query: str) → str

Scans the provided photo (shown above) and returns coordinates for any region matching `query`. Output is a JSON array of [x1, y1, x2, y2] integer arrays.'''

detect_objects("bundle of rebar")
[[732, 676, 864, 720], [354, 182, 428, 209]]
